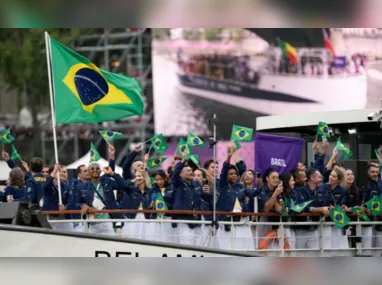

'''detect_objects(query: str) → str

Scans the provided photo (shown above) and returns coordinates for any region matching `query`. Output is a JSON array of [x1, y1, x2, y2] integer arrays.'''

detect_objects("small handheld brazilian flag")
[[11, 145, 21, 160], [189, 154, 200, 168], [317, 122, 330, 138], [231, 140, 241, 151], [1, 129, 14, 144], [187, 132, 204, 147], [365, 196, 382, 216], [150, 134, 168, 155], [281, 197, 290, 217], [99, 130, 122, 141], [89, 142, 102, 162], [351, 207, 370, 222], [48, 35, 143, 124], [155, 194, 168, 218], [375, 149, 382, 166], [290, 200, 313, 213], [176, 138, 192, 158], [329, 205, 350, 229], [231, 125, 253, 142], [336, 137, 353, 159], [147, 157, 167, 169]]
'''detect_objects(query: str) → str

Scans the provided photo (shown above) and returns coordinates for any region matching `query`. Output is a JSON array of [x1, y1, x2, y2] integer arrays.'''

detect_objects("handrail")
[[42, 209, 364, 217]]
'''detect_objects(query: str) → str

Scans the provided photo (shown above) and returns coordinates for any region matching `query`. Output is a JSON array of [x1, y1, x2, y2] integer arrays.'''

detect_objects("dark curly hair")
[[9, 167, 25, 188]]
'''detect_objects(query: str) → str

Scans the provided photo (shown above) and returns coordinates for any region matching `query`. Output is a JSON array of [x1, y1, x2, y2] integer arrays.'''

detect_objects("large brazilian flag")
[[48, 35, 143, 124]]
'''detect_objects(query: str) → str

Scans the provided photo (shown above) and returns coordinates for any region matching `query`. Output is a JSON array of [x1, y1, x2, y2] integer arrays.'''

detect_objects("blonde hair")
[[136, 170, 152, 188], [333, 167, 345, 186], [240, 170, 255, 188]]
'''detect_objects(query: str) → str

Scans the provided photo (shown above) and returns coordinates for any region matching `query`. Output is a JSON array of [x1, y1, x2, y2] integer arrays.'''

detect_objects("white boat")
[[0, 224, 258, 257], [176, 47, 367, 116]]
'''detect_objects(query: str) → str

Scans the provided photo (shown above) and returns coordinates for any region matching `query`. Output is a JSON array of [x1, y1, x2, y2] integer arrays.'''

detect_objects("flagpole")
[[45, 31, 62, 205]]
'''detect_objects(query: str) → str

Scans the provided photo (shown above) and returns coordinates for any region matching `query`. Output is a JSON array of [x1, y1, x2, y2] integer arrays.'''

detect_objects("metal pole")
[[44, 31, 62, 205], [74, 125, 79, 161], [212, 114, 217, 235]]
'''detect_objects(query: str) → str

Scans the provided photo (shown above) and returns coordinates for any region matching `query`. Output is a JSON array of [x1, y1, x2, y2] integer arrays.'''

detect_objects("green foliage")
[[229, 28, 245, 42], [0, 28, 89, 155], [182, 29, 202, 41], [152, 28, 170, 39], [204, 28, 223, 41]]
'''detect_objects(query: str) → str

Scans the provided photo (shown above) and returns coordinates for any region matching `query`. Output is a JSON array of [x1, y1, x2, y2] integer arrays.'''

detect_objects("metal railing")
[[42, 209, 382, 257]]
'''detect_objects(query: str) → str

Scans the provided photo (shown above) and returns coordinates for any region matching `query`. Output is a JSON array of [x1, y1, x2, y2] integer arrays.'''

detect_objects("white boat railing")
[[43, 209, 382, 257]]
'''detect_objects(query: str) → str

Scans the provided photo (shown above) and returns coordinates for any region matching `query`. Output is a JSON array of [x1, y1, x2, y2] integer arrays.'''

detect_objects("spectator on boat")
[[0, 167, 26, 203], [150, 170, 175, 243], [75, 163, 132, 235], [171, 152, 212, 246], [43, 163, 74, 232], [119, 170, 154, 240], [216, 145, 259, 251], [314, 167, 346, 249]]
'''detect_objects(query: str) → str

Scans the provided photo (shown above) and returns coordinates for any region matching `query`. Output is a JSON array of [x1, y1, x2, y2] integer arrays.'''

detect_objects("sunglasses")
[[90, 167, 101, 171]]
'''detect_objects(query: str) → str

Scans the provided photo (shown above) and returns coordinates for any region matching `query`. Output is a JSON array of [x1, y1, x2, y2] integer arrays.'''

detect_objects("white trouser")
[[73, 223, 84, 233], [361, 226, 373, 248], [331, 227, 349, 249], [322, 225, 332, 249], [51, 222, 74, 232], [295, 229, 318, 249], [176, 223, 195, 246], [284, 228, 296, 249], [90, 222, 115, 235], [374, 228, 382, 248]]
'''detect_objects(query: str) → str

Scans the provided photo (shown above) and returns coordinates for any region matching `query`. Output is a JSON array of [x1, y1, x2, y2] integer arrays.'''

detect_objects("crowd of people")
[[177, 50, 259, 84], [0, 139, 382, 252]]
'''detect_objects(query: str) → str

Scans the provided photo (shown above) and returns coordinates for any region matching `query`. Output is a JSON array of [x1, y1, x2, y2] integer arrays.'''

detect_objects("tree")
[[182, 29, 202, 41], [204, 28, 223, 42], [0, 28, 86, 157], [229, 28, 245, 42], [152, 28, 170, 40]]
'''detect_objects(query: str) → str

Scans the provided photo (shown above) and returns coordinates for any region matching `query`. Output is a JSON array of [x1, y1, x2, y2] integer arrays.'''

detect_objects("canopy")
[[66, 152, 123, 175]]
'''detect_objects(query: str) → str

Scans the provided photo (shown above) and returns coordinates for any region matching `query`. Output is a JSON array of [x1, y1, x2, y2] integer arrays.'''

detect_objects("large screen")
[[152, 28, 374, 139]]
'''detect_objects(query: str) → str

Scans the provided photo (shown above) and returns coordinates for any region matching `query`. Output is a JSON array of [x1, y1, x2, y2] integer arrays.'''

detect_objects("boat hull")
[[0, 225, 257, 257]]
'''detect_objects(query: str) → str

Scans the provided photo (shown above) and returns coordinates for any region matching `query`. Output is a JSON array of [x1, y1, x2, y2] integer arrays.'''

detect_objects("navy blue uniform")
[[122, 151, 138, 180], [25, 173, 46, 205], [42, 176, 74, 213], [0, 185, 26, 202], [149, 184, 174, 219], [171, 161, 211, 227], [216, 161, 259, 214], [75, 174, 134, 220], [119, 185, 152, 219]]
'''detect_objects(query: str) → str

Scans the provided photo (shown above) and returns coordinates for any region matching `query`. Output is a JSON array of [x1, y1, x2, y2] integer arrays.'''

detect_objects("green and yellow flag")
[[351, 207, 370, 222], [281, 197, 290, 217], [187, 132, 204, 147], [150, 134, 168, 155], [231, 139, 242, 151], [336, 137, 353, 159], [1, 129, 14, 144], [290, 200, 313, 213], [176, 138, 192, 158], [365, 196, 382, 216], [49, 36, 143, 124], [155, 194, 168, 218], [189, 154, 200, 168], [99, 130, 122, 141], [231, 125, 253, 142], [147, 157, 167, 169], [317, 122, 330, 137], [89, 142, 102, 162], [329, 205, 350, 229], [11, 145, 21, 160], [375, 149, 382, 166]]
